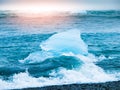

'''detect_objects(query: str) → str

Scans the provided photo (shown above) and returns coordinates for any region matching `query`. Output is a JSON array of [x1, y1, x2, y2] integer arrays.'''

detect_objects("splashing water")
[[0, 30, 118, 89]]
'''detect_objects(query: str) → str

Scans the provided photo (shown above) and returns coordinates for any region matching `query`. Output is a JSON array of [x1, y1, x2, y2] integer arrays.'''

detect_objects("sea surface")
[[0, 10, 120, 89]]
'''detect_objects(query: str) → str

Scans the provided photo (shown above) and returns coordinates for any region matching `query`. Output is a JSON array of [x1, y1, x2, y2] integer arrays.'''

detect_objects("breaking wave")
[[0, 30, 118, 89]]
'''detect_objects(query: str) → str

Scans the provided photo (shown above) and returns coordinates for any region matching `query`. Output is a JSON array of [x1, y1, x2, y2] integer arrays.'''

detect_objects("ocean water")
[[0, 10, 120, 89]]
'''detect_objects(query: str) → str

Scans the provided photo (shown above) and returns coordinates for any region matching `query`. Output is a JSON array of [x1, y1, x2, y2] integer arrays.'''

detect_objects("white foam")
[[19, 51, 53, 64], [97, 55, 116, 62], [0, 54, 118, 89], [0, 66, 117, 89]]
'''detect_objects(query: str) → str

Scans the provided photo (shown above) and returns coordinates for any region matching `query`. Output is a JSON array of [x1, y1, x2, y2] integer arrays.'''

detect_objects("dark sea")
[[0, 10, 120, 89]]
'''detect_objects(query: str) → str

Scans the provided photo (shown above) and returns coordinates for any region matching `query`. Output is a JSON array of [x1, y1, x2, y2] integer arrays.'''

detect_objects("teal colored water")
[[0, 10, 120, 89]]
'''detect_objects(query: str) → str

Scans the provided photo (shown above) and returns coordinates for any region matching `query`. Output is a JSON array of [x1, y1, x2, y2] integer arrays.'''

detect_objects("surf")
[[0, 29, 117, 89]]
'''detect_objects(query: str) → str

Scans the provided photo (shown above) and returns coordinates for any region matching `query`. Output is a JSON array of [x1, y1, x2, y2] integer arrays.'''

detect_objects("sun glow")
[[16, 5, 65, 13], [12, 5, 68, 17], [1, 2, 75, 14], [0, 0, 84, 14]]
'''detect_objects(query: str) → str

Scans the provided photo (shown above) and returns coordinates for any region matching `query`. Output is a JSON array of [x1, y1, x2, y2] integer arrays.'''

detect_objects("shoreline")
[[15, 80, 120, 90]]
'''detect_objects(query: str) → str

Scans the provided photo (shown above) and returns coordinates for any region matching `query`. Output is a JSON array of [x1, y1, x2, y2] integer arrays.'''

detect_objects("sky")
[[0, 0, 119, 12]]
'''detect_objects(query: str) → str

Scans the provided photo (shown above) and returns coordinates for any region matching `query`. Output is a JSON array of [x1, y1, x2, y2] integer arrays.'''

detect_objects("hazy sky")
[[0, 0, 119, 12]]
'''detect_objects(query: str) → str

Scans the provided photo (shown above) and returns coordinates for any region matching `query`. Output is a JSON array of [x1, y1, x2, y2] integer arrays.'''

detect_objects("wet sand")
[[16, 80, 120, 90]]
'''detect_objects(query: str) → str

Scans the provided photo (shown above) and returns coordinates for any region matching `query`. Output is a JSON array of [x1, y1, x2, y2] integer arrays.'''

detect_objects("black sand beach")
[[15, 80, 120, 90]]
